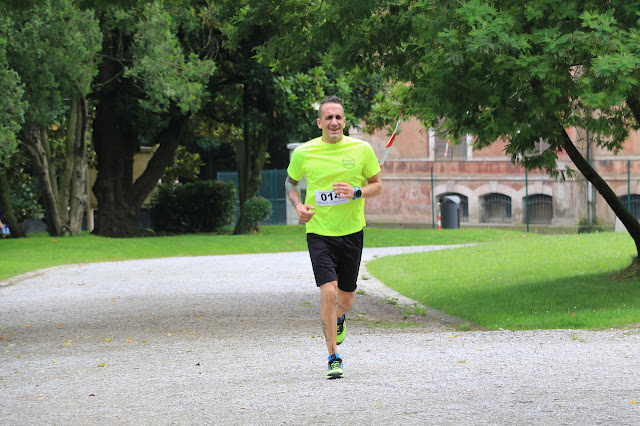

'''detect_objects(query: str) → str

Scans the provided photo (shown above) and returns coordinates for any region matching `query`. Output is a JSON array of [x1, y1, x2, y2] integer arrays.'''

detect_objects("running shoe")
[[327, 354, 344, 379], [336, 315, 346, 345]]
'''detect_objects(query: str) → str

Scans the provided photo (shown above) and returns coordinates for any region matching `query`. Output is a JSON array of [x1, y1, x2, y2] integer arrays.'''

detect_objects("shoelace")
[[329, 360, 342, 369]]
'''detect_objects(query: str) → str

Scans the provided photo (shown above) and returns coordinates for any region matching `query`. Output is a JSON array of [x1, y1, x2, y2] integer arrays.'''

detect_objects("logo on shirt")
[[342, 157, 355, 169]]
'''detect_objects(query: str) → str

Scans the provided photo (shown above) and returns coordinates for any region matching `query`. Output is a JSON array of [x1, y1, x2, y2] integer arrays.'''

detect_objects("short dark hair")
[[318, 95, 343, 118]]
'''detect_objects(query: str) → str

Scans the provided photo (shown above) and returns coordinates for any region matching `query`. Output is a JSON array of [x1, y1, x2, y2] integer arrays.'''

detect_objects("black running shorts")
[[306, 230, 364, 292]]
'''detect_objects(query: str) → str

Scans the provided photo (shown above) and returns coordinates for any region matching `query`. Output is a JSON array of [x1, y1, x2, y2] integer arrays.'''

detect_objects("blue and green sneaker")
[[336, 315, 346, 345], [327, 354, 344, 379]]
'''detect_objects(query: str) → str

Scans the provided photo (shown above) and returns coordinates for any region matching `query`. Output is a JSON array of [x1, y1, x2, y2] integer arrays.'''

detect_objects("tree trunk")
[[67, 97, 89, 235], [22, 124, 65, 236], [91, 19, 192, 238], [92, 83, 139, 237], [0, 171, 26, 238], [560, 128, 640, 258], [92, 89, 190, 237], [21, 101, 89, 237], [233, 86, 269, 235], [233, 130, 268, 234]]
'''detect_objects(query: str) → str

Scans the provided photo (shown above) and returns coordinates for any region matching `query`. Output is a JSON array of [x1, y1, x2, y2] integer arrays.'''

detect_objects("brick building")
[[347, 119, 640, 230]]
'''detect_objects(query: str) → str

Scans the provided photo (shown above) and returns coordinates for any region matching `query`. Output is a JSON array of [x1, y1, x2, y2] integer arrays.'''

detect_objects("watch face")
[[356, 189, 362, 197]]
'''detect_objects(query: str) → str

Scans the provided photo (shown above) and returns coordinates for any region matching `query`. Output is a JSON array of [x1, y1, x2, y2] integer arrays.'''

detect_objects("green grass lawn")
[[2, 226, 638, 331], [366, 231, 640, 330]]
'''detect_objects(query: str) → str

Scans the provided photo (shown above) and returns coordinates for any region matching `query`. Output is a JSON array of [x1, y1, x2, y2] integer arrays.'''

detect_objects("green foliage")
[[150, 180, 237, 234], [273, 62, 395, 141], [188, 2, 395, 235], [0, 0, 102, 237], [123, 2, 216, 114], [0, 0, 395, 237], [161, 146, 205, 184], [0, 33, 26, 163], [236, 196, 272, 233], [212, 1, 394, 145], [4, 0, 101, 125], [577, 216, 607, 234], [95, 1, 216, 134], [5, 149, 41, 222], [0, 0, 45, 11], [259, 0, 640, 177], [87, 1, 223, 235], [9, 182, 40, 223]]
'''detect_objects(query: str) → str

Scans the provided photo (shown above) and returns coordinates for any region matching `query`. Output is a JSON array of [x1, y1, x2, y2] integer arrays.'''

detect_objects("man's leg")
[[321, 283, 356, 352], [336, 288, 355, 320], [335, 288, 354, 345], [320, 281, 345, 379], [333, 229, 362, 344], [320, 281, 339, 355]]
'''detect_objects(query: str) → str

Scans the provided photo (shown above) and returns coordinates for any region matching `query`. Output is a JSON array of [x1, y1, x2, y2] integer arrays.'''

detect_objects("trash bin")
[[440, 196, 460, 229]]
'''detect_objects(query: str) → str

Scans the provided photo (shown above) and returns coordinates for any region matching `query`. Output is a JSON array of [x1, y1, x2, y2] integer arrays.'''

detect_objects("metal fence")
[[217, 169, 289, 225]]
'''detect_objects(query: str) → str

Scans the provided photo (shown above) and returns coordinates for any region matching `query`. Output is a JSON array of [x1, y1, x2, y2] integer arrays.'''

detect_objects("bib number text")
[[315, 190, 349, 206]]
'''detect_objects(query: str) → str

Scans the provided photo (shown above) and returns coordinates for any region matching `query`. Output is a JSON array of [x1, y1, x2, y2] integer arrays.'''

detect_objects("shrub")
[[236, 196, 273, 233], [577, 216, 608, 234], [150, 180, 236, 233]]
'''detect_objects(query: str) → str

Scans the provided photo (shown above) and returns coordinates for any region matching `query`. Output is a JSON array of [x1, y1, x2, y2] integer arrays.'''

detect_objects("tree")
[[0, 0, 99, 236], [261, 0, 640, 268], [194, 3, 312, 234], [0, 26, 27, 237], [90, 1, 215, 236], [195, 2, 391, 234], [1, 0, 391, 237]]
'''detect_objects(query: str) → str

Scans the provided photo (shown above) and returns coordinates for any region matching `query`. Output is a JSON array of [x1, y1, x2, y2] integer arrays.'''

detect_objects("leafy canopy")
[[257, 0, 640, 178], [0, 34, 26, 163], [122, 2, 216, 114], [2, 0, 101, 125]]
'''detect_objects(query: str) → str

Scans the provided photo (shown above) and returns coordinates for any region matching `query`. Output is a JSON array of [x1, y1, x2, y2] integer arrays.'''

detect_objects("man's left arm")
[[361, 172, 382, 198]]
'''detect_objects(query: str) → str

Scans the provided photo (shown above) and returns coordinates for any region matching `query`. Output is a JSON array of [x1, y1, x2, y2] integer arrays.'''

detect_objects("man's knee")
[[337, 289, 355, 311], [320, 281, 338, 303]]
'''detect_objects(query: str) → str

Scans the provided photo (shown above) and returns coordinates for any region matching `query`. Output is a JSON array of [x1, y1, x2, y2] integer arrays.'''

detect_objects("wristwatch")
[[353, 186, 362, 200]]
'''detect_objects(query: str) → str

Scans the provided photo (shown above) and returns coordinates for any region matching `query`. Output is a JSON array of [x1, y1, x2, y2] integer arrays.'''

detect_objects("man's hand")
[[332, 182, 356, 199], [286, 175, 315, 223], [295, 203, 315, 223], [332, 173, 382, 200]]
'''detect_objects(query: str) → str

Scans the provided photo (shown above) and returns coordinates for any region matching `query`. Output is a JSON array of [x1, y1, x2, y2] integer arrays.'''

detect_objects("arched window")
[[525, 194, 553, 224], [619, 194, 640, 220], [439, 193, 468, 222], [481, 193, 512, 223]]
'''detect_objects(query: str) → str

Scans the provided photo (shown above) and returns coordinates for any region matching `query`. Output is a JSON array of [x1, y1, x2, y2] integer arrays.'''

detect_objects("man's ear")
[[317, 117, 322, 128]]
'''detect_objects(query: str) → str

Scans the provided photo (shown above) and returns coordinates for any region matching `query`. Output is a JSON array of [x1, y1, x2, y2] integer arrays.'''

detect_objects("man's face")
[[317, 102, 346, 143]]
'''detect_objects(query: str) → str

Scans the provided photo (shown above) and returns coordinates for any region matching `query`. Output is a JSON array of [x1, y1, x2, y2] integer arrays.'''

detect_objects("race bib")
[[315, 189, 349, 206]]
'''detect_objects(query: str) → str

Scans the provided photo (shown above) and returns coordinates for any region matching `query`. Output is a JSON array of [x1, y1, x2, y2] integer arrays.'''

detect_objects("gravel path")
[[1, 246, 639, 425]]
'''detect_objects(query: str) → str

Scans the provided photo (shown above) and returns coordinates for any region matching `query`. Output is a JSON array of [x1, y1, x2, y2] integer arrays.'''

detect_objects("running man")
[[285, 95, 382, 379]]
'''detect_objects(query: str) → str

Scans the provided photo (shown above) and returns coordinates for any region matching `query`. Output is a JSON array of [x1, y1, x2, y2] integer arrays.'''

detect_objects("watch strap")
[[353, 186, 361, 200]]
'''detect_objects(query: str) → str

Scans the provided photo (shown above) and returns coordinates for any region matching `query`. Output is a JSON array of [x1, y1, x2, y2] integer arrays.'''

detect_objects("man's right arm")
[[285, 176, 315, 223], [285, 176, 302, 207]]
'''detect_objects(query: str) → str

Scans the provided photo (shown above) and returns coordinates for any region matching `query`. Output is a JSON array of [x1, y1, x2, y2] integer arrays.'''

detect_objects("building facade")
[[348, 119, 640, 230]]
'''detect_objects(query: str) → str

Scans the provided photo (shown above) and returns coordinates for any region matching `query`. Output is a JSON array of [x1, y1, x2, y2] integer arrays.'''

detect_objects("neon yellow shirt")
[[287, 136, 381, 236]]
